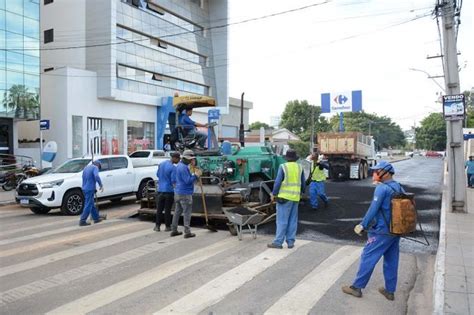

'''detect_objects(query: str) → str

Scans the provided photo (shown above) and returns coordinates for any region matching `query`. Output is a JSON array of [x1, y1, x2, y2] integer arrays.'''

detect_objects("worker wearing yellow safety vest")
[[268, 149, 305, 249], [306, 153, 329, 210]]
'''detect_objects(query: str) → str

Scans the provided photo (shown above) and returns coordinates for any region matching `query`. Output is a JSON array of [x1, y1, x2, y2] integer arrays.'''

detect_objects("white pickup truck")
[[16, 155, 157, 215], [129, 150, 170, 167]]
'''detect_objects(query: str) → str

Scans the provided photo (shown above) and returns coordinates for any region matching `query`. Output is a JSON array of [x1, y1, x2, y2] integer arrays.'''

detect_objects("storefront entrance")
[[0, 119, 13, 155]]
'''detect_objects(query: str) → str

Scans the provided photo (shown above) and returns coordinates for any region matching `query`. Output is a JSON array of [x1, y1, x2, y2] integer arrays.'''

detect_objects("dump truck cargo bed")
[[318, 132, 374, 158]]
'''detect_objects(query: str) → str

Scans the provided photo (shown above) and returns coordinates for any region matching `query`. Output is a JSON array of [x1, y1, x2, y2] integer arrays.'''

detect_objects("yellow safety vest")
[[311, 162, 326, 182], [278, 162, 303, 202]]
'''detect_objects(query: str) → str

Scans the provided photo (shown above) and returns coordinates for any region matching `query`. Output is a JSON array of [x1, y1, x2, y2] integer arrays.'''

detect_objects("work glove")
[[99, 186, 104, 193], [354, 224, 364, 236]]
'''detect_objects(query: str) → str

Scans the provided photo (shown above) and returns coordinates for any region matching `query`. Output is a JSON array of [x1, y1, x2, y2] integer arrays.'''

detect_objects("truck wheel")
[[61, 190, 84, 215], [136, 180, 149, 200], [29, 207, 51, 214], [363, 163, 369, 179]]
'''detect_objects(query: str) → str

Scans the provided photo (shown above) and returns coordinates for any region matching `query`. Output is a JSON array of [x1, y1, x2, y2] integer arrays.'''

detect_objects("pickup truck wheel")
[[61, 190, 84, 215], [29, 207, 51, 214], [136, 181, 149, 200]]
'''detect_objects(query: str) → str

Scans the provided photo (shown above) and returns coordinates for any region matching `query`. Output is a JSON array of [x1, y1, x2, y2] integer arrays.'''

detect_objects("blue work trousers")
[[80, 190, 99, 223], [309, 181, 328, 208], [353, 233, 400, 293], [273, 200, 299, 247]]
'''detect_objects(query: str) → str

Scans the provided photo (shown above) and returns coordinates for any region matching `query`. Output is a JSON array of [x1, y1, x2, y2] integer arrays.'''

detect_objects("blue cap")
[[370, 160, 394, 174]]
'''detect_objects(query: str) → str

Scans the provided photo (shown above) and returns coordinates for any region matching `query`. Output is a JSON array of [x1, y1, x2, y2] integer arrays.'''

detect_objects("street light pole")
[[440, 0, 465, 212]]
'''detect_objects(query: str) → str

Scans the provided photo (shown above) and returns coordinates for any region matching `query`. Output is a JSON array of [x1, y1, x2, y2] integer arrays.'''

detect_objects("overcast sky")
[[227, 0, 473, 130]]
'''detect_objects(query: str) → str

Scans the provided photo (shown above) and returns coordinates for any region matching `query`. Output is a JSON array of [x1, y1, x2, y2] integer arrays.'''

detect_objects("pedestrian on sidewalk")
[[306, 153, 329, 210], [170, 150, 202, 238], [79, 160, 104, 226], [465, 156, 474, 187], [153, 152, 180, 232], [342, 161, 404, 301], [268, 149, 305, 249]]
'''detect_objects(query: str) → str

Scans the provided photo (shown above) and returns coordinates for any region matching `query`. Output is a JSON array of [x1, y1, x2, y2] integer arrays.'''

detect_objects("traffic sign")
[[40, 120, 50, 130]]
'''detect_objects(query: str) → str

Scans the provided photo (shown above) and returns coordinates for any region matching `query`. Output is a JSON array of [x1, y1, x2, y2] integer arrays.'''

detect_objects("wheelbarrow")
[[223, 206, 275, 241]]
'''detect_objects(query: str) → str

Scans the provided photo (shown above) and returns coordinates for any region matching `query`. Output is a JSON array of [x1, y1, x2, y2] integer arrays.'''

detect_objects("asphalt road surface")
[[260, 156, 443, 255]]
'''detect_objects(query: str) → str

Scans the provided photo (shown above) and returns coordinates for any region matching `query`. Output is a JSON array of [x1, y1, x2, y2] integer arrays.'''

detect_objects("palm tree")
[[2, 85, 39, 119]]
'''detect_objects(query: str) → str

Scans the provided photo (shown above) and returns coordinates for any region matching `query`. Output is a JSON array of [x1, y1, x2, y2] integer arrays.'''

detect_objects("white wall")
[[41, 0, 87, 71]]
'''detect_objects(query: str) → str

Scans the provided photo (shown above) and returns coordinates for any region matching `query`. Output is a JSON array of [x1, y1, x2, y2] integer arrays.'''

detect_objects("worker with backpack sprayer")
[[342, 161, 412, 301]]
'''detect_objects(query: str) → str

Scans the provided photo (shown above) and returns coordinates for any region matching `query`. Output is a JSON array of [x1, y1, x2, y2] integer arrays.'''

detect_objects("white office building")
[[40, 0, 228, 164]]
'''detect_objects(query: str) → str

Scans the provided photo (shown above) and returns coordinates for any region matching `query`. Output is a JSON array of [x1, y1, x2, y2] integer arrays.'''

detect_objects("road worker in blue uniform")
[[306, 153, 329, 210], [179, 107, 209, 148], [153, 152, 180, 232], [170, 150, 202, 238], [342, 161, 404, 301], [79, 160, 104, 226], [268, 149, 305, 249]]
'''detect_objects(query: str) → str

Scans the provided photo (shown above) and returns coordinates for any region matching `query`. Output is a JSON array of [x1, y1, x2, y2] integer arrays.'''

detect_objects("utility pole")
[[440, 0, 465, 212]]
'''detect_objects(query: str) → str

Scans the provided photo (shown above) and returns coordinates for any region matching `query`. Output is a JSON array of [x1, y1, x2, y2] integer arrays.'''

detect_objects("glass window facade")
[[127, 120, 154, 153], [0, 0, 40, 120], [72, 116, 83, 158]]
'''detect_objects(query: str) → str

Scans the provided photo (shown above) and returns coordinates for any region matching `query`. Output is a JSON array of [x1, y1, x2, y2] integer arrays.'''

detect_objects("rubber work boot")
[[184, 232, 196, 239], [153, 225, 160, 232], [170, 231, 183, 237], [378, 287, 395, 301], [79, 221, 91, 226], [99, 214, 107, 220], [165, 226, 172, 232], [267, 243, 283, 249], [288, 244, 295, 249], [342, 285, 362, 298], [94, 218, 104, 224]]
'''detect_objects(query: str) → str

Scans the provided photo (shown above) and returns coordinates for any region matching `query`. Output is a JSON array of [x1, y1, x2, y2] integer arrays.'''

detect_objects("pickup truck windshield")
[[52, 159, 91, 173]]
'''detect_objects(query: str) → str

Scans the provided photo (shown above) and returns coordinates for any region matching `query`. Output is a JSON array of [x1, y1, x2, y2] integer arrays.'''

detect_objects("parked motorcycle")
[[0, 171, 27, 191]]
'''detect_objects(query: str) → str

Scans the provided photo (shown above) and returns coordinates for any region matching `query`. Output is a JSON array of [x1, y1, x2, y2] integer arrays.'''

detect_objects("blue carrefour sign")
[[321, 90, 362, 113]]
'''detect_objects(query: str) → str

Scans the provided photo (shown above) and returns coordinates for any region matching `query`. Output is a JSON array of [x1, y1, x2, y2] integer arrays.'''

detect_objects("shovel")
[[197, 176, 218, 232]]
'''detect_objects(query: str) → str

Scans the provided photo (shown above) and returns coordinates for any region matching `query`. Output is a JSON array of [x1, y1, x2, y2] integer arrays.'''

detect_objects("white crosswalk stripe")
[[0, 217, 77, 238], [264, 245, 362, 314], [0, 229, 207, 306], [0, 221, 144, 258], [0, 219, 120, 246], [155, 240, 311, 315], [0, 227, 154, 277], [46, 237, 238, 315]]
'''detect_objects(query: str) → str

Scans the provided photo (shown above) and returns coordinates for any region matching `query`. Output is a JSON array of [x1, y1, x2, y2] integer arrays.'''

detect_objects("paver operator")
[[179, 107, 209, 148]]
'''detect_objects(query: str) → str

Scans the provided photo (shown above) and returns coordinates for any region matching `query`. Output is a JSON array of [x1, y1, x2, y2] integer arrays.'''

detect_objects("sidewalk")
[[0, 190, 16, 206], [433, 181, 474, 314]]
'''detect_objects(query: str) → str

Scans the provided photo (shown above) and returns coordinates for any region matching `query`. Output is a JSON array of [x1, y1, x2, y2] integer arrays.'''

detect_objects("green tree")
[[249, 121, 272, 130], [280, 100, 331, 142], [328, 111, 406, 150], [415, 112, 446, 151], [288, 140, 310, 159], [2, 85, 39, 119]]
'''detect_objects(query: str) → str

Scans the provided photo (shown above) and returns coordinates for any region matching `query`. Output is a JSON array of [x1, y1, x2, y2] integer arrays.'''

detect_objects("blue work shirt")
[[175, 161, 197, 195], [157, 160, 176, 193], [361, 179, 405, 233], [179, 113, 196, 130], [82, 164, 103, 192], [465, 160, 474, 174], [272, 164, 306, 196]]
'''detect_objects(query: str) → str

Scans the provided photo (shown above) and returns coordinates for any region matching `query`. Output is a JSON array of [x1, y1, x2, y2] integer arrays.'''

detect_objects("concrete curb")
[[432, 162, 447, 314]]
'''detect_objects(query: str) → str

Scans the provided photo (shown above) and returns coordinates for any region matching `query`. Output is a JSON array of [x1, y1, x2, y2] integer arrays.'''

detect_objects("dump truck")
[[317, 132, 376, 180]]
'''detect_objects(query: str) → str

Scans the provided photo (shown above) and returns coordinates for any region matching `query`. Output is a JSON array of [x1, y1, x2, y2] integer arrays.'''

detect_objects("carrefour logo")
[[333, 95, 349, 105]]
